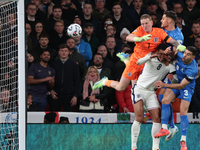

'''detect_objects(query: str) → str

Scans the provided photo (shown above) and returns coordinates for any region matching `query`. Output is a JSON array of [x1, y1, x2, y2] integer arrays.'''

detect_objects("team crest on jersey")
[[154, 37, 159, 43], [49, 71, 51, 75], [128, 72, 132, 77], [181, 68, 184, 72]]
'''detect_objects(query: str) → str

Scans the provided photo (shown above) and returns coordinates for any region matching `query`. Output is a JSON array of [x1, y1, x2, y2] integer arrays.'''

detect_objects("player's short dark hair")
[[186, 46, 198, 56], [163, 10, 177, 22], [140, 14, 152, 21], [157, 43, 168, 51], [59, 44, 69, 50]]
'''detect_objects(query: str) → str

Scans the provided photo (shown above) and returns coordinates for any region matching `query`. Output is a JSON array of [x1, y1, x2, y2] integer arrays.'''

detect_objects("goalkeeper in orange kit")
[[93, 14, 186, 91]]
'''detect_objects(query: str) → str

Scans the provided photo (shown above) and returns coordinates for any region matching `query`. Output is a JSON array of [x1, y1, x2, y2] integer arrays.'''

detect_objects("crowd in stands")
[[1, 0, 200, 114]]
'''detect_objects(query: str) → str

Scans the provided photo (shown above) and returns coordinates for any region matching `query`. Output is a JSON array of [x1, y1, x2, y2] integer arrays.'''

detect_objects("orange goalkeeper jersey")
[[132, 26, 172, 59]]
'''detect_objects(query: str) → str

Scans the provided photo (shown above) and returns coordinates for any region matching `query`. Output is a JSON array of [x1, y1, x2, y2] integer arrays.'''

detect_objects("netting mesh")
[[0, 1, 19, 149]]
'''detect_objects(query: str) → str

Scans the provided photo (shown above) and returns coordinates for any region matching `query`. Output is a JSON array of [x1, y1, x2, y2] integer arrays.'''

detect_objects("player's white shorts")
[[132, 85, 160, 111]]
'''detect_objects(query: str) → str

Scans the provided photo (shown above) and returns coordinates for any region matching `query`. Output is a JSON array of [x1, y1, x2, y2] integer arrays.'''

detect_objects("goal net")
[[0, 0, 26, 150]]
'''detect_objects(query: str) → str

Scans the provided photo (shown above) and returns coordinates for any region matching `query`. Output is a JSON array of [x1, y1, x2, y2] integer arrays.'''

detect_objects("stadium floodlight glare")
[[0, 0, 26, 150]]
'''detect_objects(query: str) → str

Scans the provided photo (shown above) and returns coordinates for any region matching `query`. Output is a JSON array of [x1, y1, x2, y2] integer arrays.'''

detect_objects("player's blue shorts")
[[162, 78, 172, 90], [171, 88, 194, 103]]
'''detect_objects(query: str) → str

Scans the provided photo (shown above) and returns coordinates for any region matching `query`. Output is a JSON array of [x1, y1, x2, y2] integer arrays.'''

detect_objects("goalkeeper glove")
[[133, 34, 152, 42], [177, 44, 186, 52]]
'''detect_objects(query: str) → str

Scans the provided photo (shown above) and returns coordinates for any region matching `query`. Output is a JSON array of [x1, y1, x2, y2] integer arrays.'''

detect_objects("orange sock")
[[105, 80, 114, 87]]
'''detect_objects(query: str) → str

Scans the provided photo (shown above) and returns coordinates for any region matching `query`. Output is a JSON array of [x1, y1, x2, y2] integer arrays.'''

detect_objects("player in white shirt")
[[131, 43, 175, 150]]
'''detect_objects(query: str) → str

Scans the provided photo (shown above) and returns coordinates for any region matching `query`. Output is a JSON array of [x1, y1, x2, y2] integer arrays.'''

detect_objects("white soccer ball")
[[67, 23, 82, 38]]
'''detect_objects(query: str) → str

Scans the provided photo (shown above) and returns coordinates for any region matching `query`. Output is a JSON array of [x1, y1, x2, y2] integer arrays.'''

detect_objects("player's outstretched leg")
[[131, 121, 141, 150], [180, 115, 189, 150], [116, 52, 129, 64], [92, 77, 109, 90]]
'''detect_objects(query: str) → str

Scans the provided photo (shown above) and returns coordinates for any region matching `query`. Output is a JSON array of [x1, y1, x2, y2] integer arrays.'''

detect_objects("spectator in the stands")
[[44, 112, 57, 123], [79, 66, 109, 113], [66, 38, 87, 79], [50, 44, 80, 112], [147, 0, 162, 27], [27, 92, 38, 111], [105, 36, 120, 64], [182, 0, 200, 23], [73, 15, 82, 26], [45, 5, 70, 34], [97, 45, 114, 71], [25, 3, 41, 31], [0, 87, 16, 112], [73, 31, 92, 67], [81, 2, 101, 34], [38, 0, 52, 16], [34, 34, 57, 62], [82, 22, 100, 55], [127, 0, 148, 30], [173, 1, 191, 27], [26, 23, 33, 51], [31, 21, 45, 49], [30, 0, 47, 22], [111, 2, 133, 39], [59, 116, 70, 123], [92, 0, 111, 22], [121, 0, 134, 16], [120, 27, 134, 49], [150, 14, 160, 27], [5, 13, 17, 33], [49, 19, 69, 52], [28, 50, 55, 111], [61, 0, 78, 23], [27, 50, 40, 69], [175, 13, 192, 45], [194, 36, 200, 64], [185, 20, 200, 46]]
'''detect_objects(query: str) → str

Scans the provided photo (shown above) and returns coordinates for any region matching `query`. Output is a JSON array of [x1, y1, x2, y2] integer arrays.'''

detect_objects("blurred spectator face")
[[53, 8, 62, 19], [35, 22, 43, 34], [40, 51, 50, 63], [59, 47, 70, 59], [195, 37, 200, 49], [42, 0, 50, 4], [39, 37, 49, 47], [112, 4, 122, 16], [160, 14, 169, 28], [106, 25, 116, 36], [175, 17, 182, 29], [122, 46, 131, 53], [26, 23, 32, 36], [95, 0, 105, 10], [106, 37, 116, 49], [173, 3, 183, 13], [141, 18, 153, 33], [0, 89, 10, 106], [30, 0, 41, 7], [97, 45, 107, 58], [6, 13, 16, 26], [147, 4, 157, 14], [62, 0, 71, 4], [93, 54, 104, 66], [83, 3, 93, 16], [26, 4, 37, 16], [192, 23, 200, 35], [73, 34, 82, 42], [185, 0, 196, 9], [12, 36, 18, 45], [27, 53, 34, 63], [150, 14, 157, 26], [27, 95, 33, 106], [83, 26, 94, 36], [88, 67, 98, 77], [121, 32, 129, 42], [66, 38, 76, 49], [54, 22, 64, 34], [73, 18, 81, 26], [133, 0, 143, 9]]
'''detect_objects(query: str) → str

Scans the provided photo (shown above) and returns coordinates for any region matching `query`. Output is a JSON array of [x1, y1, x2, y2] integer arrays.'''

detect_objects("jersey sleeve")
[[136, 52, 151, 65], [131, 26, 143, 37], [158, 29, 172, 43]]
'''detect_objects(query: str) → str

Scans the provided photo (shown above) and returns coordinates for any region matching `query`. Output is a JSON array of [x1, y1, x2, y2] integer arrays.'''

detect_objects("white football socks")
[[131, 120, 141, 149], [152, 122, 161, 150]]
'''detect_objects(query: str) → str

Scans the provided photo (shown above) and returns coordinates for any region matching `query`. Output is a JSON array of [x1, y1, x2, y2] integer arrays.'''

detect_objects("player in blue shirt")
[[159, 10, 184, 141], [154, 46, 198, 150]]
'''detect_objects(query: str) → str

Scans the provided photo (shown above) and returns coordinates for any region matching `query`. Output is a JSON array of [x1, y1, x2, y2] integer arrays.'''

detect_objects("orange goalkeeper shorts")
[[122, 53, 145, 80]]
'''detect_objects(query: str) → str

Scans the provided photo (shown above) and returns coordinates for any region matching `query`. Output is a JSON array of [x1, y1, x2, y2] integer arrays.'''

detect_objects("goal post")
[[0, 0, 26, 149]]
